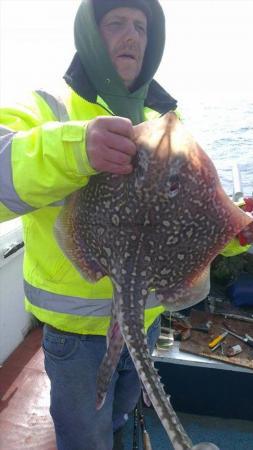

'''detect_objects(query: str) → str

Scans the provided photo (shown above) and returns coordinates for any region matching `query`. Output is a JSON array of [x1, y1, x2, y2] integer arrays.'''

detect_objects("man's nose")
[[123, 22, 139, 41]]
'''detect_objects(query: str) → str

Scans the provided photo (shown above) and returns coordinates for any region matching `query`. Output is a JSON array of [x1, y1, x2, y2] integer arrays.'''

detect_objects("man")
[[0, 1, 250, 449], [0, 1, 177, 449]]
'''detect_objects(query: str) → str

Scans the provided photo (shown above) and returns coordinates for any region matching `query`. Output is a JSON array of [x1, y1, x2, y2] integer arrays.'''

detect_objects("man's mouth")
[[117, 54, 137, 61]]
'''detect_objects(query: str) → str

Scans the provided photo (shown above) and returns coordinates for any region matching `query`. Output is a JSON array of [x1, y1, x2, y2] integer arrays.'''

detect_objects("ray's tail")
[[122, 325, 219, 450]]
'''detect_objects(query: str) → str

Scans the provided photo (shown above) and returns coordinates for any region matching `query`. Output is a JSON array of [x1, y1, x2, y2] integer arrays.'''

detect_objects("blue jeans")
[[42, 316, 160, 450]]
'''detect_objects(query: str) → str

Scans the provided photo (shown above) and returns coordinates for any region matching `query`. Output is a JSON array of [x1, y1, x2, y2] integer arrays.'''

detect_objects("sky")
[[0, 0, 253, 105]]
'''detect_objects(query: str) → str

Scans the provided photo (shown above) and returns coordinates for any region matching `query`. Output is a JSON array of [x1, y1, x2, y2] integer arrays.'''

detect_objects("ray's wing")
[[156, 265, 211, 312], [54, 191, 106, 282], [134, 113, 253, 312]]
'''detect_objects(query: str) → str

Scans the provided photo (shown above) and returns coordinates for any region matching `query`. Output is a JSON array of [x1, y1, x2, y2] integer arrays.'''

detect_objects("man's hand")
[[86, 116, 137, 174]]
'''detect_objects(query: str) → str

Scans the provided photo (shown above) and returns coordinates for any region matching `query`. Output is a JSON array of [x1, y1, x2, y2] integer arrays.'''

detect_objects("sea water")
[[180, 96, 253, 198]]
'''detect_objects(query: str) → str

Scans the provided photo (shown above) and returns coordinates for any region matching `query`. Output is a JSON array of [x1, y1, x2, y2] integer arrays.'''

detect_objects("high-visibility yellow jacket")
[[0, 79, 250, 334], [0, 79, 180, 334]]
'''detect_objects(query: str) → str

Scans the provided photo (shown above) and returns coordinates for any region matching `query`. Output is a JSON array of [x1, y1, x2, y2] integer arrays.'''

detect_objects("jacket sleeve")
[[0, 90, 97, 222], [220, 238, 251, 257]]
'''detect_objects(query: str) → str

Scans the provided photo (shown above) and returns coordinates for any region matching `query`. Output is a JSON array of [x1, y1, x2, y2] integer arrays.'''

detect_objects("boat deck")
[[0, 328, 56, 450], [1, 324, 253, 449]]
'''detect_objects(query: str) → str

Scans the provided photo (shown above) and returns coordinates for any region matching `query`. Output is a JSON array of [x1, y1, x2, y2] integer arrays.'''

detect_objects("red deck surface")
[[0, 328, 56, 450]]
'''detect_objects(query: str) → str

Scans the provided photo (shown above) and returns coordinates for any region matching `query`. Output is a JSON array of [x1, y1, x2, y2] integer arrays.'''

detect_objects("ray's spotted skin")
[[55, 112, 252, 450]]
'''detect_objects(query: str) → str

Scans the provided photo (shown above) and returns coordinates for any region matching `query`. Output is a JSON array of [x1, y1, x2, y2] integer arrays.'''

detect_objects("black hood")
[[64, 54, 177, 115]]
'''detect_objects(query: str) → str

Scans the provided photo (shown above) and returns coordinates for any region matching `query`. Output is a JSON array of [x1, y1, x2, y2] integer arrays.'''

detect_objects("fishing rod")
[[132, 401, 140, 450], [138, 396, 153, 450], [132, 395, 153, 450]]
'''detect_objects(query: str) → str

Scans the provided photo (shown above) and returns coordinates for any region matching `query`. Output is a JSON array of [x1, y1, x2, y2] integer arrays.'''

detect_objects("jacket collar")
[[63, 53, 177, 116]]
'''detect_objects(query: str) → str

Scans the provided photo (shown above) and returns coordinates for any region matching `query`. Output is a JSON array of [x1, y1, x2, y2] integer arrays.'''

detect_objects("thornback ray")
[[55, 112, 252, 450]]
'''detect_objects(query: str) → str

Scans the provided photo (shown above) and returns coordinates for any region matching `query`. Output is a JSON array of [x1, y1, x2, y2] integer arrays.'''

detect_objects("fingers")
[[89, 142, 133, 174], [86, 116, 137, 174], [103, 144, 133, 166], [104, 116, 135, 141], [105, 130, 136, 157]]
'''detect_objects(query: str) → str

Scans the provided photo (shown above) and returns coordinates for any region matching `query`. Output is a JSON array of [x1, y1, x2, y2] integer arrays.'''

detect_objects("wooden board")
[[179, 309, 253, 370]]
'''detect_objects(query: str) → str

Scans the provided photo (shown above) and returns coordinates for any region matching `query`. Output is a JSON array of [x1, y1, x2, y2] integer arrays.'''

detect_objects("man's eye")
[[136, 24, 146, 34], [108, 21, 122, 28]]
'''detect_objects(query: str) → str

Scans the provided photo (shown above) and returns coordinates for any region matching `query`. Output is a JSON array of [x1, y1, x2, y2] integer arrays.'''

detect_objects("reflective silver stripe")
[[35, 89, 70, 122], [0, 129, 35, 214], [49, 199, 64, 207], [146, 291, 160, 309], [35, 89, 87, 174], [35, 89, 88, 176], [0, 125, 13, 136], [24, 280, 113, 316], [24, 281, 160, 316]]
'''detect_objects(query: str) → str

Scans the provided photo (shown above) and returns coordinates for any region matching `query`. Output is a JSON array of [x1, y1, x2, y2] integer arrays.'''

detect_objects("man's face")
[[99, 7, 148, 88]]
